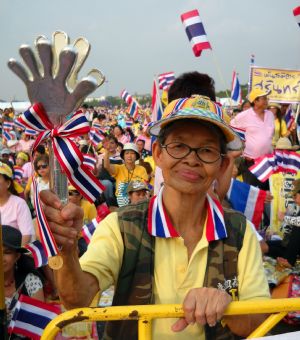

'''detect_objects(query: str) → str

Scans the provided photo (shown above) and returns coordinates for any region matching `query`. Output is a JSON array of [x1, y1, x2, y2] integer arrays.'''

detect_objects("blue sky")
[[1, 0, 299, 100]]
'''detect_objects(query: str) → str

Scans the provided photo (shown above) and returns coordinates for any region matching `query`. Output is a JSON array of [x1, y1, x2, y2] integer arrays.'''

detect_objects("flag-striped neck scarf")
[[147, 188, 227, 242]]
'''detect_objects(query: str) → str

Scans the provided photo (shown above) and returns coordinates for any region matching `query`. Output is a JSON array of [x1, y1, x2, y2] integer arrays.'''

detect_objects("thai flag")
[[25, 240, 48, 268], [249, 155, 276, 182], [284, 105, 295, 130], [227, 179, 267, 228], [8, 294, 61, 340], [13, 166, 24, 181], [181, 9, 212, 57], [231, 71, 242, 104], [3, 120, 14, 130], [89, 128, 104, 147], [250, 54, 255, 65], [14, 118, 26, 130], [214, 102, 224, 120], [82, 217, 99, 244], [3, 130, 14, 141], [230, 125, 246, 142], [151, 79, 163, 122], [293, 6, 300, 27], [125, 120, 133, 128], [25, 128, 39, 136], [158, 72, 175, 90], [120, 89, 133, 105], [205, 195, 227, 242], [128, 100, 139, 120], [83, 153, 97, 171]]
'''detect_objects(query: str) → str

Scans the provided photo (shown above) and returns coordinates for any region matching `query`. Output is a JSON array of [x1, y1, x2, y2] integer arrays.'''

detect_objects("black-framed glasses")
[[161, 142, 225, 164], [69, 190, 80, 196], [37, 164, 48, 170]]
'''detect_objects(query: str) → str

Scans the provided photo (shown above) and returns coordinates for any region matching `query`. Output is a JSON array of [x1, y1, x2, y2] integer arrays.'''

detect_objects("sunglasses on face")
[[37, 164, 48, 170], [68, 190, 80, 196]]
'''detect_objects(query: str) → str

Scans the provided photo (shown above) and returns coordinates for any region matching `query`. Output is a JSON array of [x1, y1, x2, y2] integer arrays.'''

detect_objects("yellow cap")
[[0, 162, 13, 178], [17, 152, 29, 162], [248, 88, 271, 103]]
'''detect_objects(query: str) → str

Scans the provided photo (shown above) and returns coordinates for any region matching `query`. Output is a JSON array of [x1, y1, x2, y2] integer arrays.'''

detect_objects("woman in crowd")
[[3, 225, 44, 337], [104, 142, 148, 206], [268, 102, 291, 147], [112, 125, 130, 145], [0, 162, 34, 245]]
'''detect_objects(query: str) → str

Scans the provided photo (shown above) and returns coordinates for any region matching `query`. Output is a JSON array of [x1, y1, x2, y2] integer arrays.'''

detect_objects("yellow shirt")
[[80, 199, 97, 225], [272, 118, 288, 146], [80, 213, 270, 340], [113, 164, 148, 206]]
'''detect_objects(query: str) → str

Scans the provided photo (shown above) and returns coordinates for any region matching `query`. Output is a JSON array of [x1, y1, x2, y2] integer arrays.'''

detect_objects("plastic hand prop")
[[8, 32, 105, 125]]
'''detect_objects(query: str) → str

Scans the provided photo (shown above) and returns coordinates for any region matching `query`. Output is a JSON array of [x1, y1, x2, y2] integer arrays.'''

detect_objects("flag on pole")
[[284, 105, 295, 130], [120, 89, 133, 105], [8, 294, 61, 340], [13, 166, 24, 181], [227, 179, 267, 228], [158, 72, 175, 90], [3, 130, 14, 141], [89, 128, 104, 147], [128, 100, 139, 120], [250, 54, 255, 65], [293, 6, 300, 27], [151, 79, 163, 122], [181, 9, 212, 57], [25, 240, 48, 268], [82, 217, 100, 244], [231, 71, 242, 104], [3, 120, 14, 130], [83, 154, 97, 171]]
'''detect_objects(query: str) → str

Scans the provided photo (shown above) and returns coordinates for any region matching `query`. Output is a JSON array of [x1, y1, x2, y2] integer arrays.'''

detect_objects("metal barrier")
[[42, 298, 300, 340]]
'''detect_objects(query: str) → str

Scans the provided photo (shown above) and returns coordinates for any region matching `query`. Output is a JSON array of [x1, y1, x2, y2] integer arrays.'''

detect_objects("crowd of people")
[[2, 71, 300, 339]]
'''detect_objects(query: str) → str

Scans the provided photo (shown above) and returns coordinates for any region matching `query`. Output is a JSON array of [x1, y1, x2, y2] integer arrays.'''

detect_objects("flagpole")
[[0, 223, 8, 340], [210, 52, 233, 108]]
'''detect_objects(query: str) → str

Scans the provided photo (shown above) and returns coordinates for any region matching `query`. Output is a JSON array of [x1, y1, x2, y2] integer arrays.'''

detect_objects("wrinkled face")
[[153, 121, 228, 196], [123, 150, 137, 164], [129, 189, 148, 204], [254, 96, 268, 111], [3, 247, 20, 274]]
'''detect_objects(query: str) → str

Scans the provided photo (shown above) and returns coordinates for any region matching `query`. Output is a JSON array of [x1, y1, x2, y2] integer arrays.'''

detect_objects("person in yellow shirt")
[[268, 102, 291, 147], [41, 90, 269, 340], [103, 142, 148, 207]]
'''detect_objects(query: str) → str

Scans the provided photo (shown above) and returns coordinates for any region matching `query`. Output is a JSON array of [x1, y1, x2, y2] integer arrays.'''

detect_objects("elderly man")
[[42, 94, 269, 340]]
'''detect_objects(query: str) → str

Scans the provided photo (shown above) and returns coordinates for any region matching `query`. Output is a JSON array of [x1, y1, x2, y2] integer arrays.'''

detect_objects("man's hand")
[[172, 288, 232, 332], [39, 190, 83, 252]]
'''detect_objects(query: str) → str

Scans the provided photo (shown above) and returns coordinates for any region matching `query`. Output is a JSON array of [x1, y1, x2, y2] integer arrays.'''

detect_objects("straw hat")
[[275, 137, 299, 150]]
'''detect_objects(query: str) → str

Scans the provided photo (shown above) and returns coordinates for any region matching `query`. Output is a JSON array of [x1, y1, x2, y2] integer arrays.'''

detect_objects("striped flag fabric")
[[231, 71, 242, 104], [3, 130, 14, 141], [181, 9, 212, 57], [293, 6, 300, 27], [8, 294, 61, 340], [13, 166, 24, 181], [120, 89, 133, 105], [148, 187, 227, 241], [14, 118, 26, 130], [89, 128, 104, 147], [227, 179, 267, 228], [83, 153, 97, 171], [82, 217, 100, 244], [3, 120, 14, 130], [158, 72, 175, 90], [230, 125, 246, 142], [249, 154, 276, 182], [25, 240, 48, 268], [128, 100, 139, 120], [151, 79, 163, 122], [25, 128, 39, 136], [284, 105, 295, 130]]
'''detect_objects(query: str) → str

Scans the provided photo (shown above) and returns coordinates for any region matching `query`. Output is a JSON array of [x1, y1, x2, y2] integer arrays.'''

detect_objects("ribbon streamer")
[[19, 103, 105, 258]]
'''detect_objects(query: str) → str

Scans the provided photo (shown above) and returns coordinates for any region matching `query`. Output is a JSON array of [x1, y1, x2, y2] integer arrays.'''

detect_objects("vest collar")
[[147, 187, 227, 241]]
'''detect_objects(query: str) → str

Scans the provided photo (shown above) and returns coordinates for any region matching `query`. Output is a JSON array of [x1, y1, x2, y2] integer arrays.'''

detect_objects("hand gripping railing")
[[42, 298, 300, 340]]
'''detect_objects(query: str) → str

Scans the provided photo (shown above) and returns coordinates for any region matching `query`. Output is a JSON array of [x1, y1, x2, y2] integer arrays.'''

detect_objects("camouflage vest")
[[104, 200, 246, 340]]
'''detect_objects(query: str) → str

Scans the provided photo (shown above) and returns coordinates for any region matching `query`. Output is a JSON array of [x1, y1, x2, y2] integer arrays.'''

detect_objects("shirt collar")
[[147, 188, 227, 242]]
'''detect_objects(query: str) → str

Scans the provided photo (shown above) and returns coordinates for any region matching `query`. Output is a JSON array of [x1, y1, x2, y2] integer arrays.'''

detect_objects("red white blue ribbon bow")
[[19, 103, 105, 258], [148, 187, 227, 242]]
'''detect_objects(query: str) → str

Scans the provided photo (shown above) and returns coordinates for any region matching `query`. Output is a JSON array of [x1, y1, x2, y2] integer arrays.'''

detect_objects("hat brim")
[[120, 150, 140, 160], [148, 108, 243, 150], [3, 242, 30, 254]]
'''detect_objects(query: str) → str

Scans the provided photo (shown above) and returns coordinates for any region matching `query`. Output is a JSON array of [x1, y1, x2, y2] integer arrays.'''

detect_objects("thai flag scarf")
[[148, 188, 227, 241], [19, 103, 105, 258]]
